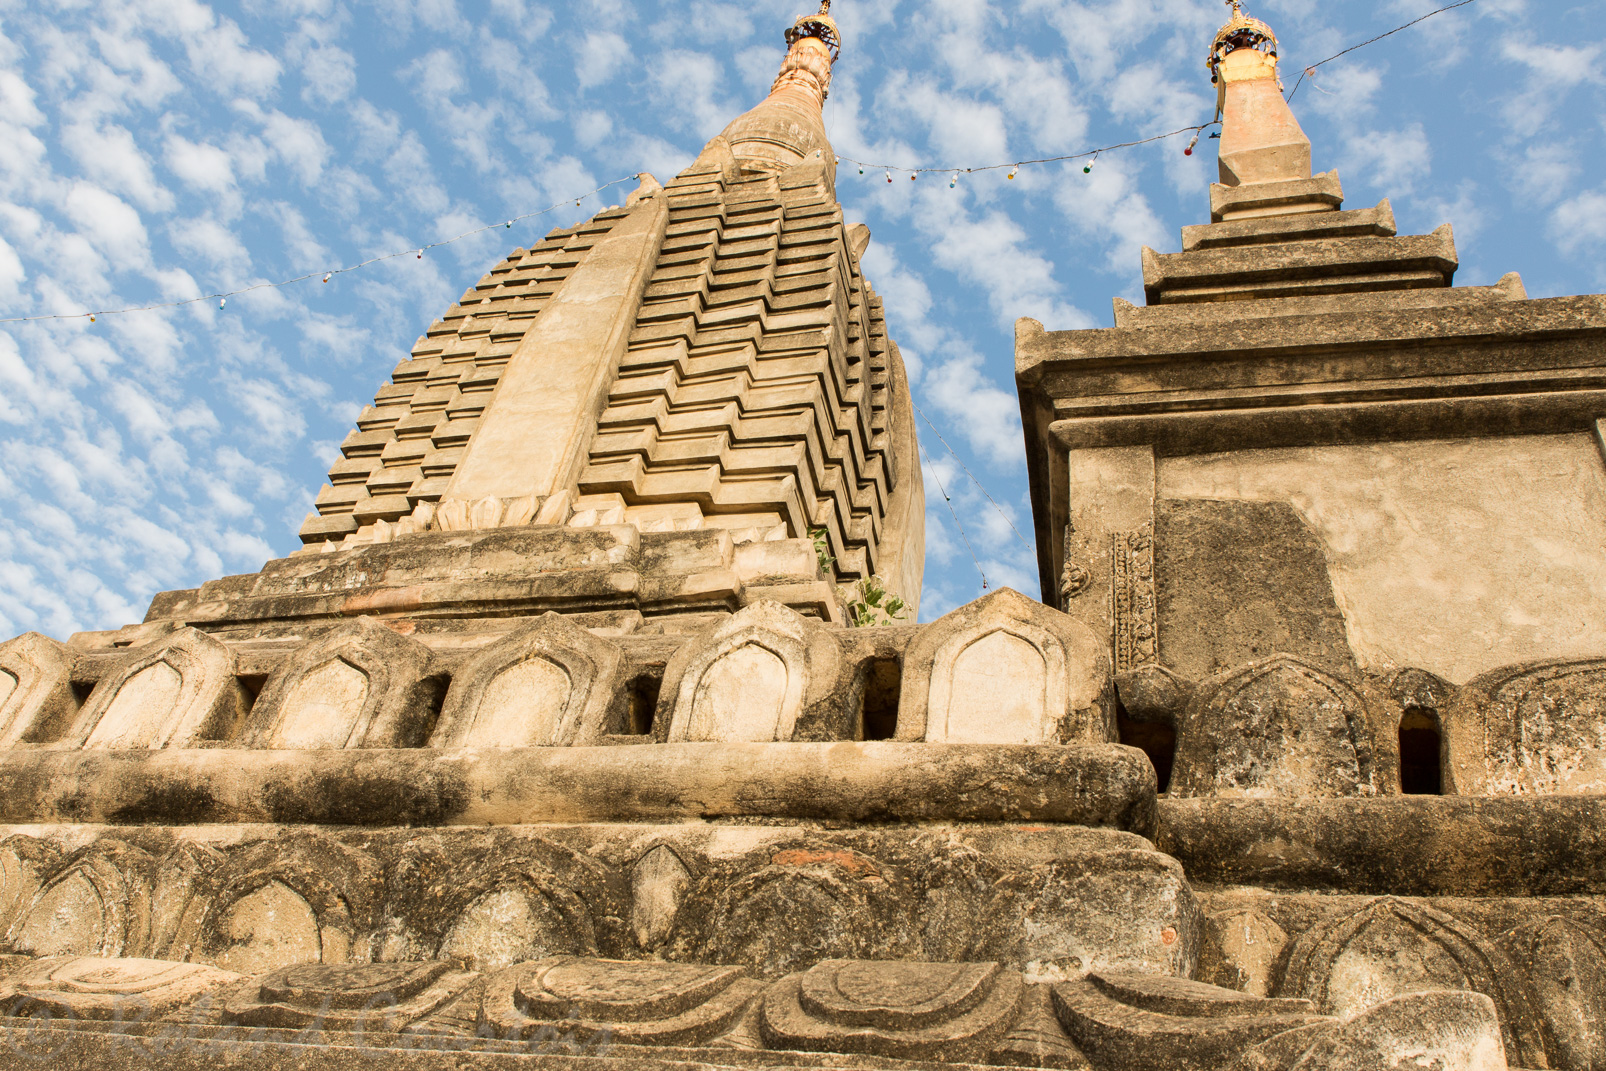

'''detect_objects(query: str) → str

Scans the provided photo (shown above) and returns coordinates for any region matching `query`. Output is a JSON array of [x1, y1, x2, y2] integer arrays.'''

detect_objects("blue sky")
[[1, 0, 1602, 636]]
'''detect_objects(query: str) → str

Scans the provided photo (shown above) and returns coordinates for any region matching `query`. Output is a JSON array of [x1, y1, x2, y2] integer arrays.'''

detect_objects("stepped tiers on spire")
[[9, 9, 1606, 1071]]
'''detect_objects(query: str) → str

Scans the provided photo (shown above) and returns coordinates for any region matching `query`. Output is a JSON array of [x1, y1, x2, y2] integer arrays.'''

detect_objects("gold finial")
[[1208, 0, 1278, 80], [786, 4, 842, 61]]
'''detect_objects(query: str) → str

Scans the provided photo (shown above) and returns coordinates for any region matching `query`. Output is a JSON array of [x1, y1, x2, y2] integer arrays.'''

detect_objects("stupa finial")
[[713, 4, 841, 175], [1207, 0, 1313, 189], [1208, 0, 1279, 85]]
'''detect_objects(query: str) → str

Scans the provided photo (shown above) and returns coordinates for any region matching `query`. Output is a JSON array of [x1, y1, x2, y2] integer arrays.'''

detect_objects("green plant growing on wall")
[[843, 574, 908, 628], [810, 527, 835, 574]]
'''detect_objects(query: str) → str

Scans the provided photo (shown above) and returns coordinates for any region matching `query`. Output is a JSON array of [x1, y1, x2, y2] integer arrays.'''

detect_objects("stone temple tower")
[[0, 4, 1603, 1069]]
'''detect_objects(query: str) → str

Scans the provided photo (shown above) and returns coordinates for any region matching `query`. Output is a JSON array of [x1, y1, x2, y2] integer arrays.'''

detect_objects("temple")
[[0, 3, 1602, 1069]]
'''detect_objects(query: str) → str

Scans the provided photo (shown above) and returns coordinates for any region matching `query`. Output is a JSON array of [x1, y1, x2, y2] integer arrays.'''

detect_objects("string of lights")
[[912, 401, 1035, 556], [0, 176, 640, 326], [0, 3, 1483, 330], [918, 438, 989, 592], [1286, 0, 1481, 102], [835, 122, 1220, 184]]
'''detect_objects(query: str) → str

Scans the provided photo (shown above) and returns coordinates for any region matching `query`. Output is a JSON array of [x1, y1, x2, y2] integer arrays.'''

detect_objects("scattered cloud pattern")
[[0, 0, 1602, 633]]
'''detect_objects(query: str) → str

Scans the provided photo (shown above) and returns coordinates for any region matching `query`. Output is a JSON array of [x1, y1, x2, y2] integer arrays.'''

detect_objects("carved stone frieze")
[[897, 587, 1113, 745], [761, 959, 1024, 1062], [66, 628, 247, 750], [658, 601, 844, 743], [482, 957, 762, 1046], [1170, 655, 1377, 799], [430, 613, 624, 748], [1051, 972, 1327, 1071], [1279, 896, 1546, 1067], [1111, 524, 1157, 674], [224, 961, 477, 1031], [0, 633, 76, 748], [1446, 657, 1606, 796], [241, 618, 440, 749]]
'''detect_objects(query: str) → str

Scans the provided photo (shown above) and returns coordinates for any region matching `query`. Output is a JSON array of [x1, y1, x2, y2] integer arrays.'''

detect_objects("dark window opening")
[[859, 658, 901, 741], [237, 675, 267, 710], [627, 674, 661, 736], [419, 674, 451, 746], [198, 673, 270, 742], [21, 681, 95, 743], [1117, 706, 1176, 794], [1399, 707, 1443, 795]]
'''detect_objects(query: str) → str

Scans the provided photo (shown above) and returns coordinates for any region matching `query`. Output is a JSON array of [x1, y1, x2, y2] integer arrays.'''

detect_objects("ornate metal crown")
[[1208, 0, 1278, 81], [786, 2, 842, 62]]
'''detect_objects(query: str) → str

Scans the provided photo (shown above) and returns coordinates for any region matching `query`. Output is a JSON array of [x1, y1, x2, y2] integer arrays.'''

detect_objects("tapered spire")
[[1208, 0, 1312, 187], [719, 3, 842, 176]]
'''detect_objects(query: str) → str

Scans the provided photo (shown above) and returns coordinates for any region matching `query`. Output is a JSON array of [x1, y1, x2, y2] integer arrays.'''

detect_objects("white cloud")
[[62, 122, 174, 213], [577, 32, 632, 90], [62, 183, 151, 270], [164, 135, 237, 196]]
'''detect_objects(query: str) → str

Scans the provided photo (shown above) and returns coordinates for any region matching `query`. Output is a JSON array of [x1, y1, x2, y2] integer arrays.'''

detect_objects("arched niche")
[[67, 628, 247, 750], [898, 587, 1111, 745], [6, 840, 153, 959], [242, 618, 440, 749], [0, 836, 59, 938], [195, 834, 380, 975], [1170, 654, 1377, 799], [211, 880, 326, 974], [431, 613, 624, 748], [1280, 897, 1545, 1067], [380, 837, 607, 970], [437, 882, 593, 971], [1512, 916, 1606, 1071], [0, 632, 77, 748], [1445, 658, 1606, 795], [661, 601, 844, 743]]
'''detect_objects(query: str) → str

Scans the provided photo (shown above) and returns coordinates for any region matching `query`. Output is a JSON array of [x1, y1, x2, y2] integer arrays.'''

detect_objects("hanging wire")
[[918, 439, 989, 592], [911, 400, 1034, 556], [837, 122, 1219, 181], [1286, 0, 1481, 102], [0, 176, 641, 326]]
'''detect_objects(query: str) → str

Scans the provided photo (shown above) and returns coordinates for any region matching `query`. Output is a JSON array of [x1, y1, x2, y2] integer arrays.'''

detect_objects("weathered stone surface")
[[897, 588, 1112, 745], [0, 956, 239, 1020], [1051, 972, 1328, 1071], [1156, 795, 1606, 896], [1446, 658, 1606, 796], [241, 618, 441, 749], [1237, 990, 1509, 1071], [761, 959, 1024, 1061], [194, 833, 381, 973], [1154, 499, 1357, 681], [1143, 227, 1457, 305], [1280, 897, 1545, 1066], [483, 957, 762, 1046], [0, 742, 1157, 831], [1210, 171, 1344, 223], [0, 633, 77, 748], [1158, 436, 1606, 684], [1182, 201, 1395, 252], [6, 839, 153, 958], [66, 628, 248, 750], [1506, 916, 1606, 1071], [1170, 655, 1377, 799], [431, 614, 624, 748], [225, 962, 477, 1031], [659, 602, 845, 742], [1199, 910, 1289, 999]]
